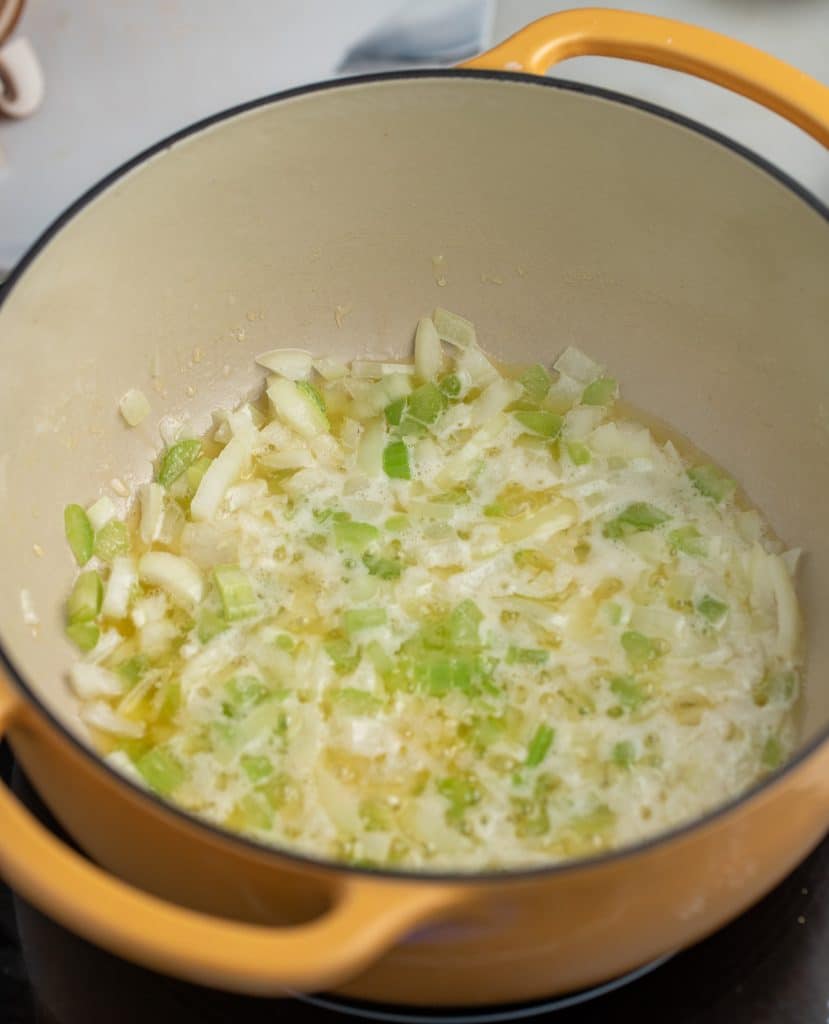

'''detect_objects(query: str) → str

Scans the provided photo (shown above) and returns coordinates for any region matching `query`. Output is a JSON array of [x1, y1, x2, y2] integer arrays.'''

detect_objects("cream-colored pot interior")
[[2, 72, 829, 776]]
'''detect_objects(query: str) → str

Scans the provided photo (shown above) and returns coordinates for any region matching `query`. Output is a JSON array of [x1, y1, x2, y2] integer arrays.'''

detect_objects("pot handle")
[[461, 8, 829, 147], [0, 682, 459, 994]]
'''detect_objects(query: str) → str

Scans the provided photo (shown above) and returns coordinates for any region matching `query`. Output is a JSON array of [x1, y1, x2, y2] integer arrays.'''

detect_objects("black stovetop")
[[1, 740, 827, 1024]]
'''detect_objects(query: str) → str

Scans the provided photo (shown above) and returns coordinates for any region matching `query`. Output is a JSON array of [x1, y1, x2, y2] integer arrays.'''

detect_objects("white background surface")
[[1, 0, 828, 271]]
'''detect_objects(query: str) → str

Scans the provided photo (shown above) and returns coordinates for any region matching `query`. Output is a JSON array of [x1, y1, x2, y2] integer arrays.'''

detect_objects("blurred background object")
[[0, 0, 44, 122], [0, 0, 827, 274]]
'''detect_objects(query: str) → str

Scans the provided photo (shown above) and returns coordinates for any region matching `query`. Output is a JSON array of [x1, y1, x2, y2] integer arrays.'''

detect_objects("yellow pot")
[[1, 8, 828, 1008]]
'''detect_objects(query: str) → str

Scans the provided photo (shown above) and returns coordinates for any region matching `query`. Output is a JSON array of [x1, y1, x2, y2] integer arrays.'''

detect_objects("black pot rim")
[[1, 67, 827, 886]]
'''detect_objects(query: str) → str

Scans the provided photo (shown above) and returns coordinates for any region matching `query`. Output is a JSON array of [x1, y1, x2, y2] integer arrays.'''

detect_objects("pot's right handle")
[[462, 8, 829, 147], [0, 681, 460, 995]]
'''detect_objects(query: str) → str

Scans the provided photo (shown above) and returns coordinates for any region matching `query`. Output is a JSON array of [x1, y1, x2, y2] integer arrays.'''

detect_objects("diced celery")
[[432, 308, 476, 348], [334, 520, 380, 552], [384, 398, 406, 426], [437, 776, 480, 822], [688, 464, 735, 503], [365, 640, 394, 675], [610, 675, 646, 711], [382, 440, 411, 480], [566, 441, 591, 465], [384, 514, 409, 532], [697, 595, 728, 624], [241, 754, 273, 782], [762, 736, 783, 769], [570, 804, 616, 837], [275, 633, 295, 652], [581, 377, 617, 406], [514, 410, 563, 438], [64, 504, 94, 566], [157, 439, 202, 488], [449, 600, 483, 647], [117, 654, 149, 686], [343, 608, 387, 635], [66, 570, 103, 624], [439, 373, 462, 398], [213, 564, 258, 621], [332, 687, 383, 714], [223, 676, 270, 717], [603, 503, 670, 539], [93, 520, 129, 562], [362, 551, 403, 579], [507, 646, 549, 665], [135, 748, 185, 795], [197, 608, 227, 644], [185, 456, 212, 494], [525, 724, 555, 767], [612, 740, 636, 767], [407, 382, 446, 425], [669, 525, 707, 557], [520, 364, 551, 403], [324, 637, 361, 674], [237, 792, 274, 830], [66, 621, 100, 652], [621, 630, 662, 666]]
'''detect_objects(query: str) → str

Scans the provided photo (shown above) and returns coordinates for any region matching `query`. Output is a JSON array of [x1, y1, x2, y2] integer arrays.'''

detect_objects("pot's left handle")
[[461, 7, 829, 148], [0, 681, 460, 995]]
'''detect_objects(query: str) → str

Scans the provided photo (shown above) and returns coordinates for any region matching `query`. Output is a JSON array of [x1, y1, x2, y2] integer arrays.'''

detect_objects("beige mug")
[[0, 0, 43, 118]]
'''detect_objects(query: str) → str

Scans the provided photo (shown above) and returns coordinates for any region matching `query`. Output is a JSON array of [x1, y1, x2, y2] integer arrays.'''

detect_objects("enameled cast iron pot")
[[1, 9, 828, 1008]]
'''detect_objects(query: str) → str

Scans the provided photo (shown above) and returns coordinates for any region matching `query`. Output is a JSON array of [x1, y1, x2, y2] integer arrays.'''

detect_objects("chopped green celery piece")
[[603, 502, 670, 539], [274, 634, 295, 652], [135, 748, 185, 795], [324, 637, 361, 674], [566, 441, 591, 466], [669, 525, 707, 557], [241, 754, 273, 782], [437, 776, 480, 823], [610, 675, 647, 711], [507, 646, 549, 666], [514, 410, 563, 438], [213, 564, 258, 621], [439, 373, 462, 398], [93, 519, 129, 562], [612, 740, 636, 767], [697, 595, 728, 624], [362, 551, 403, 579], [464, 714, 505, 750], [365, 641, 394, 675], [117, 654, 149, 685], [64, 504, 94, 566], [312, 507, 336, 524], [158, 682, 181, 722], [621, 630, 662, 666], [571, 804, 616, 837], [520, 364, 551, 403], [397, 415, 427, 437], [407, 382, 447, 424], [66, 570, 103, 624], [197, 608, 227, 644], [483, 503, 504, 517], [185, 456, 212, 494], [384, 397, 406, 426], [382, 440, 411, 480], [65, 621, 100, 652], [753, 670, 798, 707], [343, 607, 387, 635], [384, 515, 409, 532], [332, 687, 383, 714], [449, 599, 483, 647], [237, 792, 274, 830], [762, 736, 783, 769], [525, 724, 555, 767], [334, 520, 380, 552], [581, 377, 617, 406], [688, 464, 735, 503], [157, 439, 202, 488], [222, 675, 270, 717], [296, 380, 326, 413], [360, 798, 392, 832]]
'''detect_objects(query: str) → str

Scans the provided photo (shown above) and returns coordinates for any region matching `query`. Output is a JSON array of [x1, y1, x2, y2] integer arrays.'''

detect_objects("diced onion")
[[255, 348, 313, 379]]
